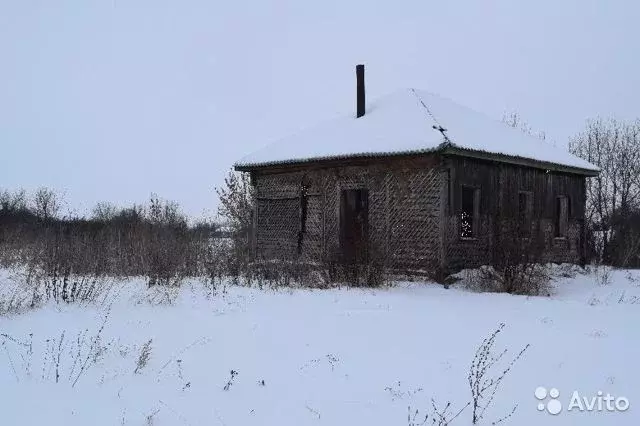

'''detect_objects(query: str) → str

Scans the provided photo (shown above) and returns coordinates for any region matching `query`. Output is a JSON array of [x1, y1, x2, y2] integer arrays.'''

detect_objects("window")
[[518, 191, 533, 237], [555, 196, 568, 238], [460, 186, 479, 239]]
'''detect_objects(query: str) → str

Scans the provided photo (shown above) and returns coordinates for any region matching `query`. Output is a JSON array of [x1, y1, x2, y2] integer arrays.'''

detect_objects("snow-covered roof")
[[235, 88, 599, 174]]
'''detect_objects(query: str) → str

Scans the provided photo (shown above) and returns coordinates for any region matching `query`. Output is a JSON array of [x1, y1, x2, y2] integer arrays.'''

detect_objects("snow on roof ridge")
[[410, 87, 548, 148]]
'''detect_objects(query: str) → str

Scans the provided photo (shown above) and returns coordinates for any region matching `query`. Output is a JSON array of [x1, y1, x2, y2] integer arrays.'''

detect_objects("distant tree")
[[502, 111, 546, 141], [215, 169, 255, 272], [113, 204, 146, 223], [32, 187, 62, 220], [91, 202, 118, 221], [608, 206, 640, 267], [0, 188, 27, 213], [216, 169, 254, 240], [569, 118, 640, 263], [147, 193, 185, 227]]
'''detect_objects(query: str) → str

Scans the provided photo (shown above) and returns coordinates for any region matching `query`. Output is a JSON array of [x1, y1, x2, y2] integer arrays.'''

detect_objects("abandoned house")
[[235, 65, 599, 273]]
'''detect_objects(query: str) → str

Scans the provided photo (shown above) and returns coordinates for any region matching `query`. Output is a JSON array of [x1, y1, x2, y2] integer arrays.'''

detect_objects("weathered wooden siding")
[[250, 153, 588, 273], [252, 155, 444, 270], [443, 156, 586, 271], [254, 172, 302, 259]]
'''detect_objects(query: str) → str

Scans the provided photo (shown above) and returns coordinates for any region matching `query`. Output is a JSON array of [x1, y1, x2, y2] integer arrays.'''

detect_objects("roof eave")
[[234, 148, 440, 172], [235, 147, 600, 177], [441, 146, 600, 176]]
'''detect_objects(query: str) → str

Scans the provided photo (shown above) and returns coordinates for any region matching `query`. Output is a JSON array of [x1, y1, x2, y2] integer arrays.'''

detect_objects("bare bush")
[[0, 187, 222, 293], [467, 264, 550, 296], [145, 194, 191, 287], [466, 220, 550, 296], [409, 324, 529, 426], [0, 308, 111, 387], [592, 263, 612, 286], [0, 267, 116, 315], [134, 339, 153, 374], [133, 284, 181, 306], [223, 369, 238, 391], [468, 323, 529, 424], [550, 263, 581, 279], [408, 400, 469, 426], [202, 237, 233, 290], [236, 246, 389, 289], [0, 270, 38, 316], [321, 242, 389, 288], [324, 258, 388, 287], [216, 169, 254, 270], [244, 259, 320, 288]]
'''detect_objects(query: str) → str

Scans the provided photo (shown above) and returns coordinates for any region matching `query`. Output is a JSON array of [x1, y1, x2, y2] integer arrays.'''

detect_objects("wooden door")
[[339, 189, 369, 263]]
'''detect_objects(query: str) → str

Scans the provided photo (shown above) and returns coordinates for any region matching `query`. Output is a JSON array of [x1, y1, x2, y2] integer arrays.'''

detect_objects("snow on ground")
[[0, 267, 638, 425]]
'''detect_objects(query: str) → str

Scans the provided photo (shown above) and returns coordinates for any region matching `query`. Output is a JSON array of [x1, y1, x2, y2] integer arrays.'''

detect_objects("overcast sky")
[[1, 0, 639, 218]]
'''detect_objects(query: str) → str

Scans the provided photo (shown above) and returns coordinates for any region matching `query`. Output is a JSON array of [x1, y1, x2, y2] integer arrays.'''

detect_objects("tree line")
[[505, 112, 640, 267], [569, 118, 640, 267], [0, 188, 223, 286]]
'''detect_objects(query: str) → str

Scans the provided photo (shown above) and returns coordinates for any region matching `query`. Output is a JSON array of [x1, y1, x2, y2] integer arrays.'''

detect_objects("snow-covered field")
[[1, 267, 639, 425]]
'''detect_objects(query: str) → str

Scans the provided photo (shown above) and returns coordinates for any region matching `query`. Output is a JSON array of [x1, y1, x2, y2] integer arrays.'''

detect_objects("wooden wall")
[[250, 153, 588, 273], [443, 156, 586, 271], [252, 155, 445, 271]]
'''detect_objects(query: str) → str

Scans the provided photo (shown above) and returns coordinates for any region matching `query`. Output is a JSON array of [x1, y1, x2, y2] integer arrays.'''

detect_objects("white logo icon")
[[535, 386, 562, 415]]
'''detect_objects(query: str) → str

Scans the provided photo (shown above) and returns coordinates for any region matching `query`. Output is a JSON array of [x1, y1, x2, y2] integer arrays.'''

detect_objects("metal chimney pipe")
[[356, 64, 365, 118]]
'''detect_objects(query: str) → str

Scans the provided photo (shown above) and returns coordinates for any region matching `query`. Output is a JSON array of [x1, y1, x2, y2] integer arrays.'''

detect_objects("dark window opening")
[[555, 196, 568, 238], [461, 186, 479, 239], [518, 191, 533, 237]]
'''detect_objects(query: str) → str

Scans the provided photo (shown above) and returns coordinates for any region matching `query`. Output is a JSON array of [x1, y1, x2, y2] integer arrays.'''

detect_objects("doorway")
[[339, 189, 369, 263]]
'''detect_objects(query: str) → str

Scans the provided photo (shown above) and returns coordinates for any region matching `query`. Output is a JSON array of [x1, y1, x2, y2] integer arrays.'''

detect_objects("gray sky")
[[2, 0, 639, 218]]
